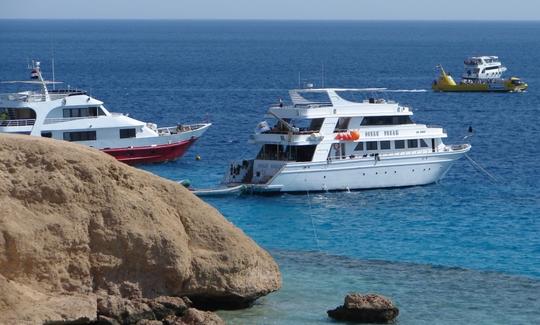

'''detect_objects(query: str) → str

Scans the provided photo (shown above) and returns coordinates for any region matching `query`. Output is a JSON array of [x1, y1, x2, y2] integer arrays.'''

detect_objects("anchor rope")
[[464, 154, 502, 184], [306, 190, 321, 251]]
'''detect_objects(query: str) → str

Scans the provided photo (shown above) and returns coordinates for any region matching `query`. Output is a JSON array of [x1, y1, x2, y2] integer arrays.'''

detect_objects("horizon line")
[[1, 18, 540, 22]]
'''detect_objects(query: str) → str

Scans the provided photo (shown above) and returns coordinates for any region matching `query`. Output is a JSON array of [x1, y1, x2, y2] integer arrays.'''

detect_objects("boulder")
[[0, 134, 281, 324], [327, 293, 399, 323]]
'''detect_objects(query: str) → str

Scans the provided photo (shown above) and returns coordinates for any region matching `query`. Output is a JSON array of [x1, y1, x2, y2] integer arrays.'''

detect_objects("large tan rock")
[[0, 134, 281, 324]]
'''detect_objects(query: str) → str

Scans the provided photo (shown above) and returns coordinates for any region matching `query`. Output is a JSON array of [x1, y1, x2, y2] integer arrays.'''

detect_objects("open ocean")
[[1, 20, 539, 324]]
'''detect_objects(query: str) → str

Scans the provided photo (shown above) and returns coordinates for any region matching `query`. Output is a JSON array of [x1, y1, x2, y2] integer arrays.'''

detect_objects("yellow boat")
[[432, 56, 528, 92]]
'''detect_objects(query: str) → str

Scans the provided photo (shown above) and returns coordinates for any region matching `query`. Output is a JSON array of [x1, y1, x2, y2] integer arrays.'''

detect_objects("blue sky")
[[2, 0, 539, 20]]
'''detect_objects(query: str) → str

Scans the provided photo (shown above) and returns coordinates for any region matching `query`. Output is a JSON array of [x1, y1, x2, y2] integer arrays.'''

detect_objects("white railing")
[[0, 119, 36, 127], [0, 92, 77, 103], [157, 123, 207, 135], [43, 116, 101, 124]]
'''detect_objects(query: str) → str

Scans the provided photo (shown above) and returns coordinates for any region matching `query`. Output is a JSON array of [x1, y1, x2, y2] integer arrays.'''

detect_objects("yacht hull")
[[247, 149, 469, 193], [102, 138, 197, 164]]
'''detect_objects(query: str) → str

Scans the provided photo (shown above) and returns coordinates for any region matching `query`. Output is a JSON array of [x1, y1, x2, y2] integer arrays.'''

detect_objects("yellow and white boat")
[[432, 56, 527, 92]]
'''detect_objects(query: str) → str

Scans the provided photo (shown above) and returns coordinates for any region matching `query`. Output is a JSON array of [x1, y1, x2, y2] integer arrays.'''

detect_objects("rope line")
[[306, 190, 321, 251], [464, 154, 502, 184]]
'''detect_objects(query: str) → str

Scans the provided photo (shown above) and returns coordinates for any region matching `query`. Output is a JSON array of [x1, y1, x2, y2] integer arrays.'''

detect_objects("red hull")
[[102, 138, 197, 164]]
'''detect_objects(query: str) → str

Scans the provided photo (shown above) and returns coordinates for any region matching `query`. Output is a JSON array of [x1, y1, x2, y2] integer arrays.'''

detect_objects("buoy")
[[195, 154, 201, 161]]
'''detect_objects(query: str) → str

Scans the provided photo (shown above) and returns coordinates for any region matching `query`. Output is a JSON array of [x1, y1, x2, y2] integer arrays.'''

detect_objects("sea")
[[1, 20, 539, 324]]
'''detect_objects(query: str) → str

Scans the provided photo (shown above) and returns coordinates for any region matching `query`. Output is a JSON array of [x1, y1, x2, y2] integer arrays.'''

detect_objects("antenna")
[[52, 57, 55, 90], [298, 72, 301, 88], [321, 62, 325, 88], [50, 40, 56, 90]]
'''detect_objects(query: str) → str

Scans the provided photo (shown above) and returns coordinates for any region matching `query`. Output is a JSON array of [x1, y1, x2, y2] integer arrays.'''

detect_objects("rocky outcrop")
[[327, 293, 399, 323], [95, 294, 224, 325], [0, 134, 281, 324]]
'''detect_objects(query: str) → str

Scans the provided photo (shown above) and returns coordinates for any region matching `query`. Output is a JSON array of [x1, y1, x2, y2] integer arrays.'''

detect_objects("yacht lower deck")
[[225, 145, 470, 192]]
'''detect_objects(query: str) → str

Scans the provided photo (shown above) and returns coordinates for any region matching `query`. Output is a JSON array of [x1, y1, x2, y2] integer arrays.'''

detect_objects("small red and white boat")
[[0, 61, 210, 164]]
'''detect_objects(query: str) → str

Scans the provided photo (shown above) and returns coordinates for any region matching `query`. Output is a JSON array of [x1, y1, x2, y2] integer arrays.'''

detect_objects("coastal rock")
[[0, 134, 281, 324], [175, 308, 225, 325], [327, 293, 399, 323]]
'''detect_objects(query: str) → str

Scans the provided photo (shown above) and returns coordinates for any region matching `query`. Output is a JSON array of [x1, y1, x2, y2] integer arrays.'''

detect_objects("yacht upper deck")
[[0, 88, 88, 104], [268, 88, 410, 119]]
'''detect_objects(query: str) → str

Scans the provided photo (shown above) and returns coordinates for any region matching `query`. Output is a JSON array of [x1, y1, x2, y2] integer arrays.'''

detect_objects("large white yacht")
[[223, 88, 471, 192], [0, 61, 210, 164]]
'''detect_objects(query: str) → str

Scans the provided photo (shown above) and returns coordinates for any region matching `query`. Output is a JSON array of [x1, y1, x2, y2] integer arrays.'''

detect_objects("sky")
[[1, 0, 539, 20]]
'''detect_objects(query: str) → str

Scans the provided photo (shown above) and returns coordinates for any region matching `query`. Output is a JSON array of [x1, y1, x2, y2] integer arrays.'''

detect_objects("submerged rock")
[[0, 134, 280, 324], [327, 293, 399, 323]]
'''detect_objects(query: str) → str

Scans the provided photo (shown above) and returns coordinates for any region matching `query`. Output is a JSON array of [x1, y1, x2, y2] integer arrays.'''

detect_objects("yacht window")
[[407, 139, 418, 148], [41, 131, 52, 138], [361, 116, 413, 126], [354, 142, 364, 151], [256, 144, 316, 162], [120, 128, 137, 139], [335, 117, 351, 132], [366, 141, 378, 150], [308, 118, 324, 132], [63, 107, 99, 118], [420, 139, 429, 148], [1, 108, 36, 120], [63, 131, 96, 142], [380, 141, 391, 150], [395, 140, 405, 149]]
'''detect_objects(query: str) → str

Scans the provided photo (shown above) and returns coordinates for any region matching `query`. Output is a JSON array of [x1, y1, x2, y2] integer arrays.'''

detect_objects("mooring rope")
[[306, 190, 321, 251], [464, 154, 502, 184]]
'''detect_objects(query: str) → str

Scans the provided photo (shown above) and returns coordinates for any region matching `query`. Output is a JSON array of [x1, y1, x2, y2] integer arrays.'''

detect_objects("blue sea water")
[[1, 20, 539, 324]]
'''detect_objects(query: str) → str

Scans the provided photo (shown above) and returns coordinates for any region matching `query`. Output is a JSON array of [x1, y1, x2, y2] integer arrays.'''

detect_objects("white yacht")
[[223, 88, 471, 192], [0, 61, 211, 164], [462, 56, 507, 80]]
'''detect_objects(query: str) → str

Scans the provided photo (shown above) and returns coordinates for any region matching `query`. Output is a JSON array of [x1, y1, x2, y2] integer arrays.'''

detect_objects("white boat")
[[0, 61, 211, 164], [223, 88, 471, 192]]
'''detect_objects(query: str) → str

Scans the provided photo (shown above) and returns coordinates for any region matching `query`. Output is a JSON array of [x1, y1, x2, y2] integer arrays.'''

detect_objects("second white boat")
[[223, 88, 470, 192]]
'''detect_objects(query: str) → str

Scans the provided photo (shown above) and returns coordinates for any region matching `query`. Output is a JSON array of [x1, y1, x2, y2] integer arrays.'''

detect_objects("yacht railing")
[[0, 92, 69, 102], [327, 145, 467, 162], [44, 116, 101, 124], [157, 123, 207, 135], [0, 119, 36, 127]]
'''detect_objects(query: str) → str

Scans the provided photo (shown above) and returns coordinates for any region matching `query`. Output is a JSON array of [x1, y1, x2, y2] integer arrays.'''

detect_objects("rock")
[[97, 295, 155, 324], [176, 308, 225, 325], [0, 134, 281, 324], [327, 293, 399, 323]]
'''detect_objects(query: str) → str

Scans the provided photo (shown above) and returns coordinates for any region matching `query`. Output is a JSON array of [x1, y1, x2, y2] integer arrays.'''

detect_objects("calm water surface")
[[1, 20, 539, 324]]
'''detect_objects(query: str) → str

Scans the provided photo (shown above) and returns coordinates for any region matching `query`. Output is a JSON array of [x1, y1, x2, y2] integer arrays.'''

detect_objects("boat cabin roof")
[[288, 88, 391, 107], [464, 56, 501, 66]]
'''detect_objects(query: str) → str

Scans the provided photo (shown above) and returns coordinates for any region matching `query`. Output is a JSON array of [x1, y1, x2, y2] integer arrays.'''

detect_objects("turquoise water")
[[1, 20, 539, 324]]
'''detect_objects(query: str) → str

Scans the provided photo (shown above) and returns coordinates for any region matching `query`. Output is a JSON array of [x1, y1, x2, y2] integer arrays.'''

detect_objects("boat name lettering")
[[384, 130, 399, 136], [365, 131, 379, 137]]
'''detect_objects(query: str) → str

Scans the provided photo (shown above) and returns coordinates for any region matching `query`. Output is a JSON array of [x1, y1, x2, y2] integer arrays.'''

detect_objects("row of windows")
[[63, 131, 97, 142], [334, 115, 414, 131], [63, 107, 104, 118], [120, 128, 136, 138], [360, 116, 413, 126], [354, 139, 430, 151], [42, 128, 137, 141]]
